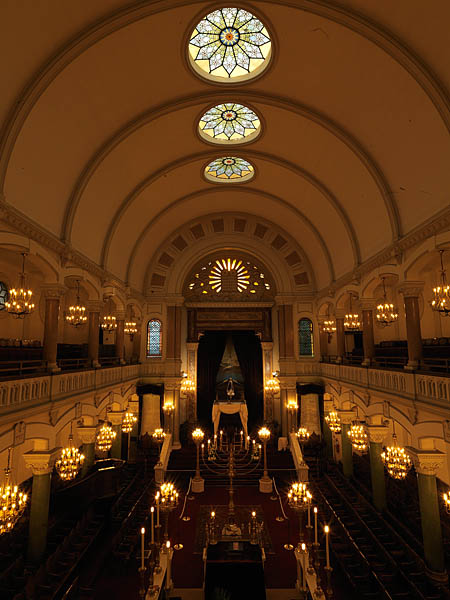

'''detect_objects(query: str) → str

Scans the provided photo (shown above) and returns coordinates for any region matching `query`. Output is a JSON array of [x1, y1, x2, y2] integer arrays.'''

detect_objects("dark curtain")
[[197, 332, 227, 427], [232, 331, 263, 433]]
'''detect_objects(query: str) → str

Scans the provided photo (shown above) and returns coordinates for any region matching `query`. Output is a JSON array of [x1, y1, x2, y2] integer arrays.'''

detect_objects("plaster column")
[[319, 326, 328, 360], [186, 342, 199, 423], [408, 449, 446, 575], [361, 299, 376, 367], [86, 300, 102, 368], [23, 446, 60, 563], [367, 425, 389, 511], [107, 409, 124, 459], [115, 311, 126, 365], [261, 341, 275, 423], [76, 424, 97, 476], [335, 310, 346, 363], [338, 410, 356, 478], [322, 394, 334, 460], [398, 282, 424, 371], [41, 284, 66, 372]]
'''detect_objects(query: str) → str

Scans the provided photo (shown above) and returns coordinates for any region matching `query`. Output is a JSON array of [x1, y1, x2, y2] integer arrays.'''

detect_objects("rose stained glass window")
[[199, 103, 260, 143], [189, 7, 271, 81], [204, 157, 254, 182], [147, 319, 162, 357]]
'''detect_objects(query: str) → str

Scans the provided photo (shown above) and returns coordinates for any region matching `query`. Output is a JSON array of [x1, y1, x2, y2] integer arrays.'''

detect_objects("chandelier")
[[265, 373, 280, 394], [287, 482, 312, 509], [180, 374, 195, 394], [101, 298, 117, 332], [322, 318, 336, 342], [55, 427, 85, 481], [381, 432, 412, 480], [296, 427, 311, 443], [5, 253, 35, 319], [160, 482, 179, 510], [65, 279, 87, 328], [347, 423, 368, 453], [121, 411, 137, 434], [344, 293, 360, 331], [124, 321, 138, 339], [325, 411, 341, 433], [376, 277, 398, 327], [430, 249, 450, 316], [95, 423, 117, 452], [0, 448, 28, 535]]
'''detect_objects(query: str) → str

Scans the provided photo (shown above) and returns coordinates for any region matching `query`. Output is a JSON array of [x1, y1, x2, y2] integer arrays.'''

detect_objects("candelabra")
[[258, 427, 272, 493], [159, 482, 179, 542], [296, 427, 311, 465], [122, 411, 137, 460], [192, 427, 205, 493], [152, 428, 166, 466], [287, 482, 312, 543], [287, 399, 299, 432], [202, 428, 262, 525], [264, 373, 280, 421], [162, 402, 174, 433]]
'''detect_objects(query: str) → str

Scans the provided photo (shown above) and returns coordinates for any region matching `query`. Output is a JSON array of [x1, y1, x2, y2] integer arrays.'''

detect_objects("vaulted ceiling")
[[1, 1, 449, 295]]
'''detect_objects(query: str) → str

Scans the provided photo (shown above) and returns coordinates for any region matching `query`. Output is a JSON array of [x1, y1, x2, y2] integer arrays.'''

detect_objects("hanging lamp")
[[95, 422, 117, 452], [124, 306, 138, 340], [430, 249, 450, 316], [344, 293, 360, 331], [55, 423, 85, 481], [0, 448, 28, 535], [65, 279, 87, 328], [325, 411, 341, 433], [322, 306, 336, 341], [122, 411, 137, 434], [381, 421, 412, 480], [5, 253, 35, 319], [376, 277, 398, 327], [101, 297, 117, 332]]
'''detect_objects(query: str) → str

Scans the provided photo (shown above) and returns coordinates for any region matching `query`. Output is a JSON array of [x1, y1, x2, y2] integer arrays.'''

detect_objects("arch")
[[0, 0, 447, 238]]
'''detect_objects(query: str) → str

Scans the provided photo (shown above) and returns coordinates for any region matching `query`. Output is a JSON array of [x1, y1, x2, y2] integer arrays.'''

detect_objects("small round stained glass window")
[[188, 7, 272, 82], [199, 103, 261, 144], [0, 282, 8, 311], [204, 157, 254, 183]]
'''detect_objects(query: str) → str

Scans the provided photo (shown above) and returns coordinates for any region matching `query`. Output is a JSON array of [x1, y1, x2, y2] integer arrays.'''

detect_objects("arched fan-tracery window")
[[147, 319, 162, 357], [298, 318, 314, 357]]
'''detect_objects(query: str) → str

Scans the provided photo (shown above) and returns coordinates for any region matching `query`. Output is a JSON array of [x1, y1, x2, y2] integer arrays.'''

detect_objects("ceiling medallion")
[[189, 7, 271, 81]]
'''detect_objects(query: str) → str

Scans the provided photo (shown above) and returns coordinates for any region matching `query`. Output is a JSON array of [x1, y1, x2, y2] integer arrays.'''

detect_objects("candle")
[[220, 430, 223, 449], [151, 506, 155, 544], [307, 502, 311, 528], [301, 543, 306, 590], [324, 525, 330, 568], [314, 507, 318, 544], [156, 492, 160, 526], [140, 527, 145, 570], [214, 434, 217, 448], [166, 541, 172, 587]]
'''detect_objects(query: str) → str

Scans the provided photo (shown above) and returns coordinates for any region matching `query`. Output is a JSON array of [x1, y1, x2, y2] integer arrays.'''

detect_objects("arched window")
[[299, 318, 314, 357], [0, 282, 8, 311], [147, 319, 162, 357]]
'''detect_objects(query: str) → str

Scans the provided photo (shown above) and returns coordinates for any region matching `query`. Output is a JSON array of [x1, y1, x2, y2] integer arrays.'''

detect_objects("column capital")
[[106, 410, 123, 425], [406, 448, 446, 476], [278, 375, 297, 391], [360, 298, 376, 311], [76, 425, 97, 444], [337, 409, 357, 424], [397, 281, 424, 298], [261, 341, 274, 351], [40, 284, 67, 299], [367, 425, 389, 444], [86, 300, 103, 312], [23, 448, 61, 475], [186, 342, 199, 350]]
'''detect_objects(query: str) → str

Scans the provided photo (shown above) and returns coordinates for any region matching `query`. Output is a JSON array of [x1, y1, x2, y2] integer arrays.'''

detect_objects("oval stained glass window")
[[204, 157, 254, 182], [199, 103, 261, 144], [188, 7, 272, 82]]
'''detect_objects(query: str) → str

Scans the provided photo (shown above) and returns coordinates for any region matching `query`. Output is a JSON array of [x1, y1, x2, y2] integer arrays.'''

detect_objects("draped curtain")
[[196, 331, 263, 432], [197, 332, 227, 426]]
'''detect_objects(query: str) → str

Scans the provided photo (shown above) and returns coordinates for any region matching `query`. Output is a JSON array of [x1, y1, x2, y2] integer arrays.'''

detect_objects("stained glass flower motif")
[[199, 103, 261, 143], [189, 7, 272, 81], [204, 157, 254, 182]]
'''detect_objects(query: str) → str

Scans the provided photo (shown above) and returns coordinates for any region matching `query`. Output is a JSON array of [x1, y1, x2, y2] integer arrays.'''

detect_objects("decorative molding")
[[397, 281, 424, 298], [13, 421, 26, 446], [407, 448, 446, 476], [337, 409, 357, 424], [23, 448, 61, 475], [40, 284, 67, 299], [367, 425, 389, 444], [76, 425, 97, 445]]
